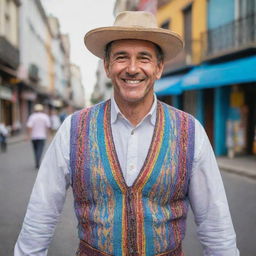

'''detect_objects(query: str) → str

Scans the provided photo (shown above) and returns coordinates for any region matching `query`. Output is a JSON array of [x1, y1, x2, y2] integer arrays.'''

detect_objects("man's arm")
[[189, 120, 239, 256], [14, 116, 72, 256]]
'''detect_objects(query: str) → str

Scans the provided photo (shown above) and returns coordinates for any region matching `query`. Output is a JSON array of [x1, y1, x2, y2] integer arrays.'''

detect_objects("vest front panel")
[[70, 100, 195, 256]]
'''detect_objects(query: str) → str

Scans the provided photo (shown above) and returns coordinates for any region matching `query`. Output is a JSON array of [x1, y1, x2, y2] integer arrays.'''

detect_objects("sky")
[[41, 0, 116, 105]]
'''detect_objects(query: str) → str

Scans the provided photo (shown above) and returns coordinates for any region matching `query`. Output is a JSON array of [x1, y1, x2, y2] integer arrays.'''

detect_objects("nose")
[[126, 58, 139, 76]]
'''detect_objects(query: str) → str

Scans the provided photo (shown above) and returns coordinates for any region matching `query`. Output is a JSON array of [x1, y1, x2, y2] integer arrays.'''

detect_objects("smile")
[[123, 79, 144, 84]]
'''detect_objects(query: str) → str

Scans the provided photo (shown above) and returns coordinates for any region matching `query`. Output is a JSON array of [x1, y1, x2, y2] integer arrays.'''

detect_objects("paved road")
[[0, 140, 255, 255]]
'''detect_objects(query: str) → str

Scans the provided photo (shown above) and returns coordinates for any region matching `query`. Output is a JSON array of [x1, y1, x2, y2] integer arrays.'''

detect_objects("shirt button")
[[131, 130, 134, 135]]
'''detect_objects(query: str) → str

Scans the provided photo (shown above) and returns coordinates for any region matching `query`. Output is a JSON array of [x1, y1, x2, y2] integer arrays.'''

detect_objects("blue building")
[[155, 0, 256, 157]]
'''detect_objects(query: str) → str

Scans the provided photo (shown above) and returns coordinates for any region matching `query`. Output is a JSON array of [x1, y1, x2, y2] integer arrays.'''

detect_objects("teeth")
[[125, 80, 141, 84]]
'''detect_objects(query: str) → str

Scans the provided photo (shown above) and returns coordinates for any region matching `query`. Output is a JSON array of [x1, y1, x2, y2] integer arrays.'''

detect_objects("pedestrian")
[[59, 105, 70, 123], [15, 11, 239, 256], [0, 122, 8, 152], [26, 104, 51, 169], [50, 109, 61, 136]]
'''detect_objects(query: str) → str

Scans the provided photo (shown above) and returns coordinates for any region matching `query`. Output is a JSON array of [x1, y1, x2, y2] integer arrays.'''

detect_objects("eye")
[[115, 55, 127, 61], [140, 56, 150, 62]]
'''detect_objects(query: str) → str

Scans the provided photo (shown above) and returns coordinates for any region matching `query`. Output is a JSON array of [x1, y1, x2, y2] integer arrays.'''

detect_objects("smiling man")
[[15, 11, 239, 256], [104, 39, 164, 125]]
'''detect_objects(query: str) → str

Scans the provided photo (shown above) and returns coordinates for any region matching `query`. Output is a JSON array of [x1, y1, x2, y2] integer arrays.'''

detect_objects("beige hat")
[[84, 11, 184, 62], [34, 104, 44, 112]]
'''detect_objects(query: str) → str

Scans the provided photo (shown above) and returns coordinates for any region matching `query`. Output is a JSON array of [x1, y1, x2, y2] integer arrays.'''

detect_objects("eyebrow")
[[112, 51, 153, 58], [112, 51, 127, 57], [139, 51, 153, 58]]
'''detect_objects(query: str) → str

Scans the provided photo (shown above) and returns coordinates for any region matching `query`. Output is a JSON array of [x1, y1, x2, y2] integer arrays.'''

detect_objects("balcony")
[[0, 36, 19, 69], [201, 13, 256, 60]]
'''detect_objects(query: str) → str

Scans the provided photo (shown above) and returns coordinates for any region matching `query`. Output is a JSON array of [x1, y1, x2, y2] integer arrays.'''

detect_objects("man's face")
[[104, 39, 164, 106]]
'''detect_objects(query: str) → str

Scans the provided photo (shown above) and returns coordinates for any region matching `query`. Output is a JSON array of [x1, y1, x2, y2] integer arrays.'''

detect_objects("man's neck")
[[114, 95, 154, 126]]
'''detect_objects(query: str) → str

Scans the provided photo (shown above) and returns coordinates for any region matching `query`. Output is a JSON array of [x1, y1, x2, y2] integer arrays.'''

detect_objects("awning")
[[181, 55, 256, 90], [154, 75, 182, 96]]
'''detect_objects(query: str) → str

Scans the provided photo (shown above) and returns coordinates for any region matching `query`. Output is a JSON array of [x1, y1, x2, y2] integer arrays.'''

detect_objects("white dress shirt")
[[15, 96, 239, 256]]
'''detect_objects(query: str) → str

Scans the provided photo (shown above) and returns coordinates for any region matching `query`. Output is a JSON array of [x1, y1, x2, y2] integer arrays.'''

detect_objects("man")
[[26, 104, 51, 169], [15, 11, 239, 256]]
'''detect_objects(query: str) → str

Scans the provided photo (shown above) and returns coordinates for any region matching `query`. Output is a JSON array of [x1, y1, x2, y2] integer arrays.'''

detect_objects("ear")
[[104, 58, 110, 78], [156, 61, 164, 80]]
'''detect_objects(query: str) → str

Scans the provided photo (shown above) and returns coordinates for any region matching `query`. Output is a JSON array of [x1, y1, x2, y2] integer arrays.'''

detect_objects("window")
[[161, 19, 170, 29]]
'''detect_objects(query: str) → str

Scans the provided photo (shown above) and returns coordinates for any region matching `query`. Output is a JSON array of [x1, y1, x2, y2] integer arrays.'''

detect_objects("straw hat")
[[84, 11, 184, 62], [34, 104, 44, 112]]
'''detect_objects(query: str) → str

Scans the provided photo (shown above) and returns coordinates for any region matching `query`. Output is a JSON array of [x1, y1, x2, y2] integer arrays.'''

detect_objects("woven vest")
[[70, 100, 195, 256]]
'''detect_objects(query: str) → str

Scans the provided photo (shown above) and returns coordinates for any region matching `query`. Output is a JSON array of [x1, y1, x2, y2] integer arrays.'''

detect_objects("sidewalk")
[[217, 155, 256, 179], [7, 133, 27, 145]]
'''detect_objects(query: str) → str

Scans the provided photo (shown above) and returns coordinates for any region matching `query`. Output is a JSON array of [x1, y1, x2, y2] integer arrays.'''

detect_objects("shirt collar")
[[110, 94, 157, 126]]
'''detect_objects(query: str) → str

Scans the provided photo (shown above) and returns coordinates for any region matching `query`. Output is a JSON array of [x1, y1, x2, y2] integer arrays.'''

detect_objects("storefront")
[[20, 90, 37, 128], [0, 85, 14, 128], [180, 55, 256, 157]]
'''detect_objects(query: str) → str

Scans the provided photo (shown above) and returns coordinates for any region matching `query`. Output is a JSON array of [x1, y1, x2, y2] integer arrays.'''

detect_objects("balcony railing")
[[201, 13, 256, 59]]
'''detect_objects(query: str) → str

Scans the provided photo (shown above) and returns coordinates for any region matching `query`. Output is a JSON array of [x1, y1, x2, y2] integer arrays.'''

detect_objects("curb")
[[7, 136, 26, 145], [219, 164, 256, 180]]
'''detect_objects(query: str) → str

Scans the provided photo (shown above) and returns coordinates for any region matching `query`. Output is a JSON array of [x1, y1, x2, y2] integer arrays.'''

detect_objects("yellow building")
[[157, 0, 207, 72]]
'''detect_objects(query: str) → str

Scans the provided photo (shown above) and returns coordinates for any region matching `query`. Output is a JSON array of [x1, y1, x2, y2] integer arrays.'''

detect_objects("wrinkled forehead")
[[110, 39, 160, 52], [106, 39, 163, 62]]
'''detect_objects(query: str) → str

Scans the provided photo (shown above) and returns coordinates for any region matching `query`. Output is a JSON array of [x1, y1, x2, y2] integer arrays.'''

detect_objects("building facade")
[[70, 64, 85, 109], [18, 0, 54, 127], [47, 16, 71, 109], [0, 0, 20, 133], [91, 60, 112, 104], [111, 0, 256, 157], [156, 0, 256, 157]]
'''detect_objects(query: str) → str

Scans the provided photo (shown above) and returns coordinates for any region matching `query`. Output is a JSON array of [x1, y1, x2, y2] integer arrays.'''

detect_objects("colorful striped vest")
[[70, 100, 195, 256]]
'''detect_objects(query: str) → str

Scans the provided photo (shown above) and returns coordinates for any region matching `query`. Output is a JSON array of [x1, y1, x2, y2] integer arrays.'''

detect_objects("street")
[[0, 139, 255, 255]]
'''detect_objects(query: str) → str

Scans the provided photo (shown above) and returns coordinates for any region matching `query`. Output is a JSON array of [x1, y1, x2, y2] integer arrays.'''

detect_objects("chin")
[[123, 94, 147, 104]]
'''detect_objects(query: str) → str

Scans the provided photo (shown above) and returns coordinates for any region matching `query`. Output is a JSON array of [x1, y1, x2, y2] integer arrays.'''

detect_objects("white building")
[[19, 0, 51, 92], [91, 60, 112, 104], [18, 0, 53, 126], [61, 34, 71, 104], [70, 64, 85, 109], [48, 16, 70, 107], [18, 0, 74, 128]]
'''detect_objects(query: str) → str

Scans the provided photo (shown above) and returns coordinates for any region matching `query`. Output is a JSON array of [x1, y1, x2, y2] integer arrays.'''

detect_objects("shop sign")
[[0, 85, 13, 100]]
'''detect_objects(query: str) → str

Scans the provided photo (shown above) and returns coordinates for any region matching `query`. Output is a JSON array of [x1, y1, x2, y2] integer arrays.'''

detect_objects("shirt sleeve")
[[189, 119, 240, 256], [14, 115, 72, 256]]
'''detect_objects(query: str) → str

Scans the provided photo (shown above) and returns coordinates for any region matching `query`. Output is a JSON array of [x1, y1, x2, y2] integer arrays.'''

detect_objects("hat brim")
[[84, 27, 184, 62]]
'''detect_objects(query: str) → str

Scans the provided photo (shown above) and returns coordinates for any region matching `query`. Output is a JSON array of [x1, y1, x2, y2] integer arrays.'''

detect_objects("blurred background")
[[0, 0, 255, 255]]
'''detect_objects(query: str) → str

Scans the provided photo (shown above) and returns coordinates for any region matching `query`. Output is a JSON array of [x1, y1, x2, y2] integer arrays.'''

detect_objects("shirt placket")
[[126, 127, 138, 186]]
